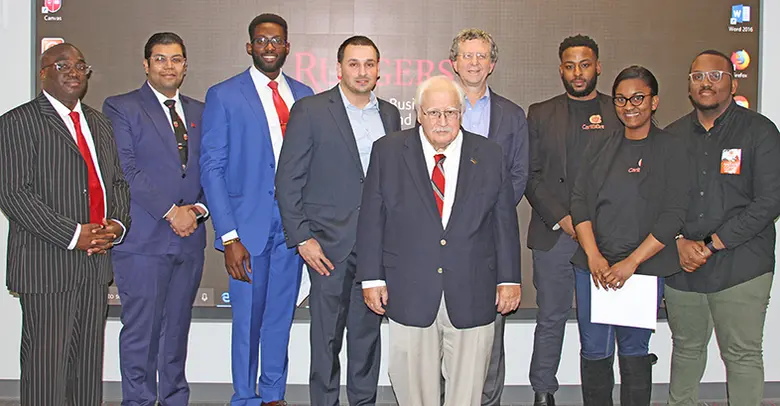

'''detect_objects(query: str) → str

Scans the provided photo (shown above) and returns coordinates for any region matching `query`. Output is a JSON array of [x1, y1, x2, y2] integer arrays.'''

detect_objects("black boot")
[[533, 392, 555, 406], [618, 353, 658, 406], [580, 354, 614, 406]]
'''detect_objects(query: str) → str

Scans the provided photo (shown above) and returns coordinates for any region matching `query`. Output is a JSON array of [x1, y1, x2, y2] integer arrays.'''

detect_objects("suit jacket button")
[[437, 267, 443, 274], [83, 189, 87, 194], [182, 174, 186, 179], [558, 177, 565, 183], [440, 239, 447, 246], [360, 178, 364, 183]]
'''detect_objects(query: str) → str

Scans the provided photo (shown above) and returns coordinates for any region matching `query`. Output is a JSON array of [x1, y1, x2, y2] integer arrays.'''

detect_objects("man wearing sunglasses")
[[664, 49, 780, 406], [102, 32, 208, 406], [200, 13, 314, 406], [0, 43, 130, 405]]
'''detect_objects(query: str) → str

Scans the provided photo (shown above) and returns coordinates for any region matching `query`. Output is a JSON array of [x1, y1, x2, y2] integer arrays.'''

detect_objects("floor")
[[1, 401, 779, 405]]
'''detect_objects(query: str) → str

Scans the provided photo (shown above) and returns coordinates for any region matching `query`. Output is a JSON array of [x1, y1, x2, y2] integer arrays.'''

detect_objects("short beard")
[[689, 94, 722, 111], [252, 51, 287, 74], [562, 74, 598, 98]]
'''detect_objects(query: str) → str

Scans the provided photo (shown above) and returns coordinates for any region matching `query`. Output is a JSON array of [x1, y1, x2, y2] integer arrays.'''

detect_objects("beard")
[[252, 51, 288, 74], [561, 74, 598, 98]]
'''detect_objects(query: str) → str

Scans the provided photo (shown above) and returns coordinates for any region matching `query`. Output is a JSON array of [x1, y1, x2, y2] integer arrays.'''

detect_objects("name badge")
[[720, 149, 742, 175]]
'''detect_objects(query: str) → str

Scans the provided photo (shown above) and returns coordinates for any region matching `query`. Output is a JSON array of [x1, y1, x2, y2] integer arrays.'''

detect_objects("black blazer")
[[570, 126, 688, 277], [356, 127, 521, 329], [0, 93, 131, 294], [524, 93, 621, 251], [276, 86, 401, 263]]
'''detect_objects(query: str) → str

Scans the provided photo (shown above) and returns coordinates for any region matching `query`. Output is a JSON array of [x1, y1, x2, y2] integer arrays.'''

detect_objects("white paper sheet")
[[296, 264, 311, 307], [590, 274, 658, 330]]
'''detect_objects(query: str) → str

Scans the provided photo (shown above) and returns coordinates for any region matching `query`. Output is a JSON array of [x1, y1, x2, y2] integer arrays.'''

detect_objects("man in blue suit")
[[103, 32, 208, 406], [200, 14, 314, 406]]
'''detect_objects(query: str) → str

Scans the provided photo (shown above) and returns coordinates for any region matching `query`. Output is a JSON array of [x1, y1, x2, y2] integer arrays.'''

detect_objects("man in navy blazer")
[[357, 76, 521, 405], [449, 28, 529, 406], [200, 14, 314, 406], [103, 33, 207, 406]]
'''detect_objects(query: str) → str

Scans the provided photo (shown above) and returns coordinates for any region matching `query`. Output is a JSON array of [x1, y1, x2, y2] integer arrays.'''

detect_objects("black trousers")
[[18, 282, 109, 406]]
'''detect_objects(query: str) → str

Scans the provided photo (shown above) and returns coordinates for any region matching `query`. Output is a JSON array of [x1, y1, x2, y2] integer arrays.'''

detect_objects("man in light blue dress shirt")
[[276, 36, 401, 406], [450, 28, 530, 406]]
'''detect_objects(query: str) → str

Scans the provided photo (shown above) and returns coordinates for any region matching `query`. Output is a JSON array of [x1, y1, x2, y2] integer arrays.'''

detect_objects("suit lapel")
[[552, 95, 570, 176], [239, 70, 274, 151], [180, 96, 200, 170], [139, 83, 180, 163], [327, 86, 364, 174], [83, 107, 111, 198], [487, 89, 502, 139], [403, 129, 442, 228], [445, 132, 478, 233], [598, 93, 622, 132], [36, 93, 82, 156], [378, 100, 394, 135]]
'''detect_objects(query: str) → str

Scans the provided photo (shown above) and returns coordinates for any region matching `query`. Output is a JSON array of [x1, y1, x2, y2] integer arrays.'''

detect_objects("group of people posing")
[[0, 10, 777, 406]]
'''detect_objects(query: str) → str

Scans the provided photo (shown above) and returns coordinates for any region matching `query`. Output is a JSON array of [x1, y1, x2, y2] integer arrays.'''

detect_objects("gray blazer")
[[0, 93, 131, 294], [275, 86, 401, 263]]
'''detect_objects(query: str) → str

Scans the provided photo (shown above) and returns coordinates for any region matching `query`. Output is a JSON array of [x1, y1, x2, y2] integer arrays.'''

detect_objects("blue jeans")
[[574, 267, 664, 360]]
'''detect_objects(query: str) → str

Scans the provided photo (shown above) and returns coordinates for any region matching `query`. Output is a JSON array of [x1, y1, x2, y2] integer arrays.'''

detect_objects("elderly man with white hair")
[[356, 75, 522, 405]]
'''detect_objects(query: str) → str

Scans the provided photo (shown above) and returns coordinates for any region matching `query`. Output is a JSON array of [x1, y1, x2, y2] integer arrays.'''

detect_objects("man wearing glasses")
[[357, 75, 521, 405], [523, 35, 621, 406], [200, 14, 313, 406], [447, 28, 528, 406], [276, 35, 400, 406], [102, 32, 208, 406], [0, 43, 130, 405], [664, 50, 780, 406]]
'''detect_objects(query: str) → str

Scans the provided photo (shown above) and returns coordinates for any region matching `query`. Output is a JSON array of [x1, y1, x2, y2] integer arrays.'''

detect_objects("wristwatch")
[[703, 235, 720, 254]]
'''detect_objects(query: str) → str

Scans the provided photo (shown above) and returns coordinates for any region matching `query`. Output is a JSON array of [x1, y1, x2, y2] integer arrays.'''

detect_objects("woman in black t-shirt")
[[569, 66, 689, 406]]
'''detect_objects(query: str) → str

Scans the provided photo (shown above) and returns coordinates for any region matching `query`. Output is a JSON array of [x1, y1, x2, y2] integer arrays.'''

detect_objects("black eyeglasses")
[[251, 36, 286, 48], [42, 61, 92, 75], [613, 94, 651, 107]]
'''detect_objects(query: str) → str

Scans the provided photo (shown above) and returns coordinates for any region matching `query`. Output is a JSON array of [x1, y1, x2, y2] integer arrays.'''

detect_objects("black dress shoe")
[[534, 392, 556, 406]]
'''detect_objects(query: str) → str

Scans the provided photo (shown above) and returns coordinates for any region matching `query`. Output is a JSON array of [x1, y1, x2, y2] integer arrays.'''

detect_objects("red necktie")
[[69, 111, 105, 224], [431, 154, 446, 217], [267, 80, 290, 136]]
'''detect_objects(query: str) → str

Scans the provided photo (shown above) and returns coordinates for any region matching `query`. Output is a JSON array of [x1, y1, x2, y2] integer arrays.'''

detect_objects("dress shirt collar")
[[250, 65, 286, 89], [147, 81, 181, 106], [43, 89, 84, 117], [419, 126, 463, 158], [338, 84, 379, 111]]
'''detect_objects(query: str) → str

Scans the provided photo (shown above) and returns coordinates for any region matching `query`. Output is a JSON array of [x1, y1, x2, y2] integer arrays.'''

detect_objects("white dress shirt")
[[220, 67, 296, 243], [362, 128, 518, 288], [147, 83, 209, 220], [43, 91, 125, 249]]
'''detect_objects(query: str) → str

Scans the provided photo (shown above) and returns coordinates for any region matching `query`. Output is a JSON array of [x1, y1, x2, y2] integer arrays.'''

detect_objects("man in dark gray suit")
[[448, 28, 528, 406], [275, 36, 401, 406], [524, 35, 620, 406], [357, 75, 521, 405], [0, 43, 131, 406]]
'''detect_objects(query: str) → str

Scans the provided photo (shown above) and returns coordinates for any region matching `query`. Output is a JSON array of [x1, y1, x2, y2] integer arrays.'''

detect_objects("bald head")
[[39, 43, 89, 110]]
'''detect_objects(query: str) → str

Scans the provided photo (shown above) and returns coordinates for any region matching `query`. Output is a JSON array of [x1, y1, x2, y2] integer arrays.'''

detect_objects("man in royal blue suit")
[[103, 32, 208, 406], [200, 14, 314, 406]]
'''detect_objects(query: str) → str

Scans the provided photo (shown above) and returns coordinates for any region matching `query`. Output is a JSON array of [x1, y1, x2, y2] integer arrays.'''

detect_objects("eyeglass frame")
[[612, 93, 654, 107], [42, 61, 92, 76], [421, 108, 462, 121], [458, 52, 489, 61], [688, 70, 733, 83], [149, 55, 187, 66], [251, 36, 287, 48]]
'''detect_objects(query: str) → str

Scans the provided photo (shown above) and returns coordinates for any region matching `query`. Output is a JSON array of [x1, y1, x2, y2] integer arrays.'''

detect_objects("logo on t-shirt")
[[582, 114, 605, 131], [628, 158, 642, 173]]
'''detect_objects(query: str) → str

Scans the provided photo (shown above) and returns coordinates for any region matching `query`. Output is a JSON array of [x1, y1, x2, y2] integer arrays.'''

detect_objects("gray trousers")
[[528, 234, 577, 394], [308, 251, 383, 406], [666, 272, 772, 406]]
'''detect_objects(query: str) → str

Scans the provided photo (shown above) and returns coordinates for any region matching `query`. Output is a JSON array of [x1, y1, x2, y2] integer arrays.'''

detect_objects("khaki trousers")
[[389, 296, 495, 406]]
